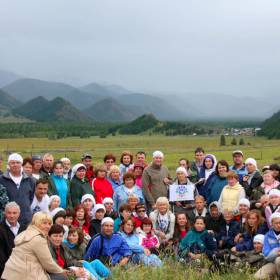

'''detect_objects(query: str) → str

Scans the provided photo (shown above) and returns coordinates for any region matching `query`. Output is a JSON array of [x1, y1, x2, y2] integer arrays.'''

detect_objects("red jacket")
[[86, 166, 95, 183], [92, 177, 113, 204]]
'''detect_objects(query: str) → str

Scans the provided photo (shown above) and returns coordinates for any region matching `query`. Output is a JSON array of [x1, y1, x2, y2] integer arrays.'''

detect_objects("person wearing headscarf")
[[89, 204, 106, 237]]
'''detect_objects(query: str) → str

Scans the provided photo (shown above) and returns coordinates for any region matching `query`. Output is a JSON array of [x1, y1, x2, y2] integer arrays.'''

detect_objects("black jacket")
[[242, 171, 263, 198], [89, 219, 102, 238]]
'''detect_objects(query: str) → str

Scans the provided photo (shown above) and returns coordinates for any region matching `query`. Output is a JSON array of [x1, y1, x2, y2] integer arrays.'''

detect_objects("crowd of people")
[[0, 148, 280, 279]]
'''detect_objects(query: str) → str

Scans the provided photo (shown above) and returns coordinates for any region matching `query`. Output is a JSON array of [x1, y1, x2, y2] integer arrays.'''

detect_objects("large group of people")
[[0, 148, 280, 279]]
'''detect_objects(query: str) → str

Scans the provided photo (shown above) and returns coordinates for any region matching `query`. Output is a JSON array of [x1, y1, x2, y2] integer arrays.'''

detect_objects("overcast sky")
[[0, 0, 280, 96]]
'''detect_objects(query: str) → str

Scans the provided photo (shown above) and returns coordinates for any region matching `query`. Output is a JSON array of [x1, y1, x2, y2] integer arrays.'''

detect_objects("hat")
[[71, 163, 86, 179], [245, 158, 257, 169], [103, 197, 114, 204], [92, 204, 106, 219], [48, 195, 61, 206], [152, 151, 164, 159], [270, 212, 280, 224], [8, 153, 23, 164], [232, 150, 244, 156], [238, 198, 250, 208], [49, 207, 65, 217], [60, 157, 70, 162], [176, 166, 188, 177], [81, 153, 92, 160], [32, 155, 42, 161], [101, 217, 114, 225], [81, 194, 96, 205], [269, 189, 280, 198], [253, 234, 265, 244]]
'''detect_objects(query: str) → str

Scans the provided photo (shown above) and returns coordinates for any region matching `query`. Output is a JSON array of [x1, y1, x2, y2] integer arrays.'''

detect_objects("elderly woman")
[[242, 158, 263, 198], [218, 171, 246, 213], [113, 172, 145, 212], [2, 211, 66, 280], [108, 165, 123, 191], [70, 163, 94, 208], [119, 151, 134, 178]]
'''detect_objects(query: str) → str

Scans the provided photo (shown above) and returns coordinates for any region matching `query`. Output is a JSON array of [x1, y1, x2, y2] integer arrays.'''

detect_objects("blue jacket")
[[236, 223, 268, 251], [230, 165, 247, 183], [0, 172, 35, 225], [84, 233, 132, 265], [263, 229, 280, 262], [197, 170, 215, 199], [206, 174, 227, 205], [217, 220, 240, 249], [108, 178, 123, 192], [113, 185, 145, 212]]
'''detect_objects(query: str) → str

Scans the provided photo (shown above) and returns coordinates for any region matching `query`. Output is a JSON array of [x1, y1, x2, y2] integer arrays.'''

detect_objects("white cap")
[[270, 212, 280, 224], [103, 197, 114, 204], [92, 204, 106, 219], [232, 150, 244, 156], [48, 195, 61, 206], [8, 153, 23, 164], [245, 158, 257, 169], [238, 198, 250, 208], [81, 194, 96, 205], [269, 189, 280, 198], [101, 217, 114, 225], [152, 151, 164, 159], [71, 163, 86, 179], [253, 234, 265, 244], [176, 166, 188, 177], [49, 207, 65, 217]]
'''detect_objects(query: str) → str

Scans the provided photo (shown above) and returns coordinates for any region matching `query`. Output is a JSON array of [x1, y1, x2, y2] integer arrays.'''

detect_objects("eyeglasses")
[[106, 160, 114, 163], [137, 210, 146, 213]]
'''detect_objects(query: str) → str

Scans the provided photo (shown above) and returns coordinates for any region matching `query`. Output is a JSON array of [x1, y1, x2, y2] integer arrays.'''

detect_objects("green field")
[[1, 135, 279, 174]]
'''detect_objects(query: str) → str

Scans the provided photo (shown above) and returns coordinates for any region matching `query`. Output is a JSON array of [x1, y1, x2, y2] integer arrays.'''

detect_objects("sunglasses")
[[137, 209, 146, 213]]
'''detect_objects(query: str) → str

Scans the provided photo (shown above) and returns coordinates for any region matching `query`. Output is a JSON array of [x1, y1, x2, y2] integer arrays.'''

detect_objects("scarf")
[[63, 239, 77, 249], [55, 247, 65, 268], [194, 208, 207, 218]]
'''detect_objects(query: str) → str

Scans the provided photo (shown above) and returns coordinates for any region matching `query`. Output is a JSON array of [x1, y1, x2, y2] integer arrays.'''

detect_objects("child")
[[178, 216, 217, 263], [205, 202, 224, 237], [186, 195, 209, 225], [103, 197, 118, 220], [81, 194, 95, 219], [217, 209, 240, 250], [89, 204, 106, 237], [265, 189, 280, 228], [149, 197, 175, 245], [114, 204, 132, 233]]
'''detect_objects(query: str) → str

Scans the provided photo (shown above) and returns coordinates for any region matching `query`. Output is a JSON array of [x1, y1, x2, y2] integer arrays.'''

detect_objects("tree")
[[220, 135, 226, 146], [231, 137, 237, 145], [239, 138, 245, 145]]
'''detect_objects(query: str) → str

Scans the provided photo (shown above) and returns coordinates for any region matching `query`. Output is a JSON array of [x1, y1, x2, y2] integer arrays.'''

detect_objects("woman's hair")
[[127, 194, 139, 202], [119, 204, 132, 213], [175, 212, 190, 231], [103, 153, 116, 163], [226, 171, 239, 180], [94, 165, 107, 177], [244, 210, 264, 236], [23, 157, 32, 167], [215, 160, 229, 173], [32, 211, 53, 228], [123, 172, 135, 183], [53, 210, 66, 224], [67, 226, 84, 245], [155, 197, 170, 209], [108, 165, 120, 177], [74, 205, 90, 226], [140, 217, 153, 229], [48, 224, 65, 236], [120, 151, 133, 164], [120, 217, 136, 235], [194, 216, 206, 225], [53, 160, 63, 169], [65, 208, 75, 218]]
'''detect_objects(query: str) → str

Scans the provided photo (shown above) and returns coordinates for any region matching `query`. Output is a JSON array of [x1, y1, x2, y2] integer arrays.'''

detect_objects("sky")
[[0, 0, 280, 96]]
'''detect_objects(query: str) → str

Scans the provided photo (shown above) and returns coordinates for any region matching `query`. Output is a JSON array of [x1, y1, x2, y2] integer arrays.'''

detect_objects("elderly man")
[[0, 202, 27, 276], [85, 217, 131, 266], [142, 151, 171, 211], [60, 157, 71, 180], [0, 153, 35, 224], [40, 153, 54, 178]]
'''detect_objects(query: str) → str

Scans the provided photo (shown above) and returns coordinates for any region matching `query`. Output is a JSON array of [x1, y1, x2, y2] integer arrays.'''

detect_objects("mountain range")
[[0, 69, 279, 123]]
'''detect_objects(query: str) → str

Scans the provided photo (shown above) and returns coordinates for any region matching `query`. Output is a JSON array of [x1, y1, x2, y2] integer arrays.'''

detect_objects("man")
[[189, 147, 205, 180], [81, 153, 94, 182], [230, 150, 247, 182], [136, 151, 147, 167], [60, 157, 71, 180], [142, 151, 171, 210], [30, 178, 50, 214], [31, 155, 43, 180], [0, 202, 27, 276], [40, 153, 54, 178], [0, 153, 35, 224], [85, 217, 131, 266]]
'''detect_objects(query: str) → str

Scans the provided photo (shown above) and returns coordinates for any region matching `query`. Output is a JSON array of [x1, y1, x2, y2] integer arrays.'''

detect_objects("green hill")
[[260, 110, 280, 139], [0, 89, 22, 109]]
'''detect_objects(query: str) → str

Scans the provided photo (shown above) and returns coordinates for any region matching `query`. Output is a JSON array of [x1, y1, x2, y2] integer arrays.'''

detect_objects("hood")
[[208, 201, 221, 216], [14, 225, 45, 246], [203, 154, 217, 170]]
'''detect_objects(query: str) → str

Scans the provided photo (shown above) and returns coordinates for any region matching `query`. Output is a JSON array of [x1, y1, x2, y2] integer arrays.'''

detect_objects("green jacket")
[[70, 176, 94, 207]]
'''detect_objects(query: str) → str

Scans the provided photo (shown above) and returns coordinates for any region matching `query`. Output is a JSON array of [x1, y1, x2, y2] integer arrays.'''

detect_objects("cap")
[[232, 150, 243, 156], [81, 153, 92, 160]]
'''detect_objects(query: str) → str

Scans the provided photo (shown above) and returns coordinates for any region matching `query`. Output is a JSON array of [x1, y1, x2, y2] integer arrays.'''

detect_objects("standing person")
[[119, 151, 134, 177], [135, 151, 147, 167], [40, 153, 54, 178], [108, 165, 123, 191], [48, 161, 71, 209], [70, 163, 94, 208], [30, 178, 50, 214], [269, 164, 280, 182], [60, 157, 71, 180], [92, 165, 114, 204], [142, 151, 171, 211], [31, 155, 43, 180], [0, 183, 9, 222], [189, 147, 205, 182], [0, 202, 27, 276], [0, 153, 35, 224], [2, 212, 66, 280], [230, 150, 247, 182], [178, 158, 196, 183], [0, 155, 3, 175], [81, 153, 94, 182], [133, 162, 145, 188], [103, 153, 116, 174], [22, 157, 33, 177]]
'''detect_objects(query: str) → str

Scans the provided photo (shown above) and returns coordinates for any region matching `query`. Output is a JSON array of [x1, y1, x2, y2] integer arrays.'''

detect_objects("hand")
[[234, 233, 241, 244], [255, 202, 262, 208], [175, 202, 182, 207], [231, 247, 237, 253], [163, 177, 170, 184], [243, 176, 249, 182], [197, 178, 205, 184], [159, 231, 166, 240], [119, 257, 129, 266], [208, 230, 214, 234], [144, 248, 151, 256], [74, 268, 87, 278]]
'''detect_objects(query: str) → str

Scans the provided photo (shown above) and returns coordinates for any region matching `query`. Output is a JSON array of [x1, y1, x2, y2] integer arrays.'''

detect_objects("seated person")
[[265, 189, 280, 228], [205, 201, 224, 238], [103, 197, 118, 220], [172, 212, 190, 251], [89, 204, 106, 238], [114, 204, 132, 233], [186, 195, 209, 225]]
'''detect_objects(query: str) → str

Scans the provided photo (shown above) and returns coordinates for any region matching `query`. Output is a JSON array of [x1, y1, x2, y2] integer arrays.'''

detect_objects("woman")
[[172, 167, 198, 214], [2, 212, 65, 280], [89, 204, 106, 237], [113, 172, 145, 212], [48, 161, 71, 209], [149, 197, 175, 245], [270, 164, 280, 182], [120, 217, 162, 266], [92, 165, 113, 204], [206, 160, 229, 205], [70, 163, 94, 208], [22, 157, 33, 177], [172, 212, 191, 249], [242, 158, 263, 198], [197, 154, 217, 199], [218, 171, 246, 213], [72, 204, 90, 235], [133, 162, 145, 188], [81, 194, 96, 219], [103, 197, 118, 220], [119, 151, 134, 178], [108, 165, 123, 191]]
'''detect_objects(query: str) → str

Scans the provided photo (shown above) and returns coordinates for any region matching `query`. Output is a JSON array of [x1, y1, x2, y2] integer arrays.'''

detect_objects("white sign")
[[169, 183, 195, 202]]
